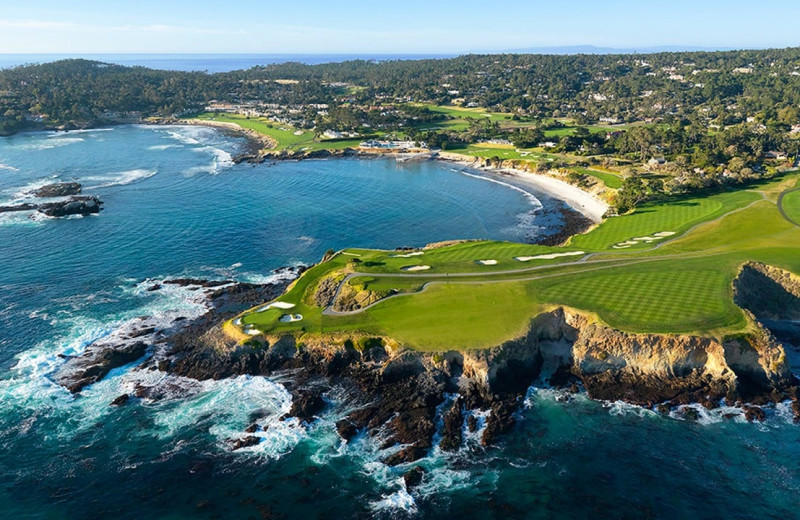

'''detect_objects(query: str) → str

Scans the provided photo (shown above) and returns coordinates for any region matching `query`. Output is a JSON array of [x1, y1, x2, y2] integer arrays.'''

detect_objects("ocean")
[[0, 54, 457, 73], [0, 125, 798, 519]]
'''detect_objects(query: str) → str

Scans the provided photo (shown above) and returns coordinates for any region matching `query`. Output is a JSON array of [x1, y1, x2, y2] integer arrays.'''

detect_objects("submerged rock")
[[230, 436, 261, 451], [110, 394, 130, 406], [0, 203, 38, 213], [403, 466, 426, 489], [743, 405, 766, 422]]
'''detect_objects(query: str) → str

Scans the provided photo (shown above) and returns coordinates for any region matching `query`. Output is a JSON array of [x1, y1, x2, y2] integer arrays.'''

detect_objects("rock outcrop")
[[32, 182, 82, 198], [38, 196, 103, 217]]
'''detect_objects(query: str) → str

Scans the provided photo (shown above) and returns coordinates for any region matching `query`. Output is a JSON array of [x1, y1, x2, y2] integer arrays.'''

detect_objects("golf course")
[[232, 169, 800, 351]]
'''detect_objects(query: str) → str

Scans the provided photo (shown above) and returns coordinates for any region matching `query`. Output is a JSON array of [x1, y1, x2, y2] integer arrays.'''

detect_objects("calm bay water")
[[0, 126, 798, 519]]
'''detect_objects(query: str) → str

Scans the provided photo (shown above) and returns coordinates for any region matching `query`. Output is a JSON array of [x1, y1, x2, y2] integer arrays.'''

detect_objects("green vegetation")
[[235, 172, 800, 350], [570, 167, 623, 189], [193, 113, 316, 150]]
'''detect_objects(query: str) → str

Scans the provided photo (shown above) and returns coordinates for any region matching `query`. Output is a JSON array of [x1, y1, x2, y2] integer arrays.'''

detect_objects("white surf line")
[[451, 168, 543, 210]]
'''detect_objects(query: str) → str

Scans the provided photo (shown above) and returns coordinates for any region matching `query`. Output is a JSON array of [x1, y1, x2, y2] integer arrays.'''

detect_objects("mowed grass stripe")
[[534, 267, 743, 333]]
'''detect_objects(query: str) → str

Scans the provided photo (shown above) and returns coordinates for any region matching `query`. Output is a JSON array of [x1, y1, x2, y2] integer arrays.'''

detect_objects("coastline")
[[128, 117, 611, 230], [435, 152, 609, 223], [167, 118, 610, 225], [149, 117, 278, 160]]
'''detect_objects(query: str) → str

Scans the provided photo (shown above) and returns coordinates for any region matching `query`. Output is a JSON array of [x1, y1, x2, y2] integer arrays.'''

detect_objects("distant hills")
[[502, 45, 737, 55]]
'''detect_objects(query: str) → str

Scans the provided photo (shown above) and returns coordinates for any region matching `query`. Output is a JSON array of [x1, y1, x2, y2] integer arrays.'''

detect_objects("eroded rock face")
[[734, 262, 800, 321], [54, 339, 148, 393], [49, 261, 800, 466]]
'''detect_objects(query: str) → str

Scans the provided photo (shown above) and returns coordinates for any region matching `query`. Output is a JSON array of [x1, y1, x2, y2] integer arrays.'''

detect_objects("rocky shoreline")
[[50, 258, 800, 476], [0, 182, 103, 218]]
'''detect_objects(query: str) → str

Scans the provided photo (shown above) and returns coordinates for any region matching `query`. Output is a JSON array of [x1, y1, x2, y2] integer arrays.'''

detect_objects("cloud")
[[0, 19, 74, 29]]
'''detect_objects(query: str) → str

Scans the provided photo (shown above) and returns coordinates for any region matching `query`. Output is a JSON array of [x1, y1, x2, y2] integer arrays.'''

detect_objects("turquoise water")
[[0, 126, 798, 519]]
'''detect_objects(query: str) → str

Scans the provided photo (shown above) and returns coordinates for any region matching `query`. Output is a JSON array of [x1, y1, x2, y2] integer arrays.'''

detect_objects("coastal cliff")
[[50, 261, 800, 465]]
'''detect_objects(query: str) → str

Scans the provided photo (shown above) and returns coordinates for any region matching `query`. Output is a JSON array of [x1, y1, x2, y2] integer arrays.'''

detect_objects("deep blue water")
[[1, 126, 799, 519], [0, 54, 457, 72]]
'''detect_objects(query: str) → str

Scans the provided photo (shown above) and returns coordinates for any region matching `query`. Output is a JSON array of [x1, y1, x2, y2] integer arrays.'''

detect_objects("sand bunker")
[[279, 314, 303, 323], [515, 251, 585, 262], [476, 259, 498, 265], [613, 231, 675, 249], [391, 252, 424, 258], [233, 318, 242, 326], [256, 301, 296, 312], [293, 130, 304, 136], [243, 325, 261, 336], [401, 265, 431, 272]]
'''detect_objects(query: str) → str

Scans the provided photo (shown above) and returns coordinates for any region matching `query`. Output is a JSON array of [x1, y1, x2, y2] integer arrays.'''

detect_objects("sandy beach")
[[436, 152, 609, 222], [503, 168, 609, 222]]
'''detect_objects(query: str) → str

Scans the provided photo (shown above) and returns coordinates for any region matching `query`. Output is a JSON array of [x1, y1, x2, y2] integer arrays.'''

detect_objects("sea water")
[[0, 126, 798, 519]]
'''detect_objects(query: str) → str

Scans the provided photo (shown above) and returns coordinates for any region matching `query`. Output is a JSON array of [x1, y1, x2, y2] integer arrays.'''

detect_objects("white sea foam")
[[452, 168, 544, 212], [239, 267, 304, 285], [50, 128, 114, 135], [165, 129, 201, 145], [0, 212, 42, 228], [83, 169, 157, 189], [147, 144, 183, 151], [185, 146, 234, 175], [14, 137, 84, 151], [605, 400, 659, 419], [370, 482, 418, 515], [1, 279, 220, 441], [6, 175, 60, 201], [0, 163, 18, 171]]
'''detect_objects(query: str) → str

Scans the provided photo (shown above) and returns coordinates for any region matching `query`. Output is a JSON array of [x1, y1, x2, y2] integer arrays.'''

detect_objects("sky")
[[0, 0, 798, 54]]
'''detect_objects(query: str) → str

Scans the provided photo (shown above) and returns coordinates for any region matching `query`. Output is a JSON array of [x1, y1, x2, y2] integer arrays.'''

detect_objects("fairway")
[[232, 171, 800, 351], [193, 113, 317, 150], [366, 282, 540, 350], [533, 262, 745, 333]]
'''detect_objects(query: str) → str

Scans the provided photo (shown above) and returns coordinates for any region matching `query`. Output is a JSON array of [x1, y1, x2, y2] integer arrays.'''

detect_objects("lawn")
[[570, 167, 623, 189], [192, 113, 316, 150]]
